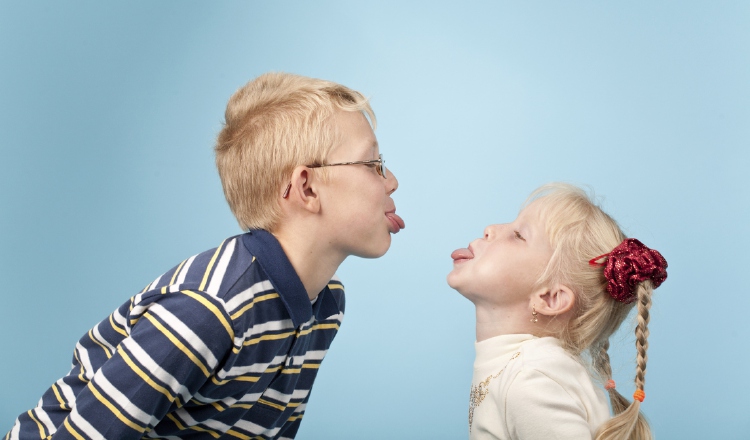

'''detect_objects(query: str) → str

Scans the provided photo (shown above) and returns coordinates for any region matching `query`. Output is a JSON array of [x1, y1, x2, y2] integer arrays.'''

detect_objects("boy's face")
[[447, 202, 552, 308], [317, 110, 401, 259]]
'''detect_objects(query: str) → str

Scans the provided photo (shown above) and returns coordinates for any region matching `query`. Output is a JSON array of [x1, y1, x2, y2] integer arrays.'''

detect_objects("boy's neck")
[[271, 227, 346, 301]]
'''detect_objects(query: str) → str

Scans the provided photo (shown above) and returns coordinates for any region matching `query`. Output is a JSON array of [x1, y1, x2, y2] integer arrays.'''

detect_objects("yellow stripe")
[[297, 322, 340, 337], [51, 384, 70, 410], [88, 330, 112, 359], [63, 418, 86, 440], [302, 363, 321, 369], [119, 348, 175, 400], [281, 368, 301, 374], [288, 413, 303, 422], [230, 293, 280, 320], [166, 413, 187, 431], [166, 414, 221, 439], [27, 410, 46, 438], [211, 401, 223, 411], [143, 313, 210, 377], [109, 314, 128, 337], [210, 374, 260, 386], [182, 290, 234, 340], [327, 283, 343, 290], [199, 240, 226, 291], [242, 330, 295, 346], [170, 259, 188, 284], [225, 429, 252, 440], [88, 383, 145, 432], [72, 350, 87, 383], [257, 398, 286, 412], [161, 286, 167, 294]]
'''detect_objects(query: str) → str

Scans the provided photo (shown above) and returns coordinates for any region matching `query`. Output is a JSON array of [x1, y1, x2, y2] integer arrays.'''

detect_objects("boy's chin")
[[353, 238, 391, 259]]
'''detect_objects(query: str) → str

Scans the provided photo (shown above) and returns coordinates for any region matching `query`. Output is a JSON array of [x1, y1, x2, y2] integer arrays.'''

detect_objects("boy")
[[7, 72, 404, 439]]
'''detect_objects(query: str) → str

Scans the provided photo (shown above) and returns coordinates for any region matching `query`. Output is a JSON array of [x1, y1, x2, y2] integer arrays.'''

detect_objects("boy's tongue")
[[386, 212, 405, 233]]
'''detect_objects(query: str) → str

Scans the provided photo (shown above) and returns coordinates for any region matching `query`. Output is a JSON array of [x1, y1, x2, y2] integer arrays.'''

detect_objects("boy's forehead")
[[331, 110, 379, 156]]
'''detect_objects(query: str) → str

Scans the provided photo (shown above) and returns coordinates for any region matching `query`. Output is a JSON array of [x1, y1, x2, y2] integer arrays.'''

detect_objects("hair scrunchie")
[[589, 238, 668, 304]]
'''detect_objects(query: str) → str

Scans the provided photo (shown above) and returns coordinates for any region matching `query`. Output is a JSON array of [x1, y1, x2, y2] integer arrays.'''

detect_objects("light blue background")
[[1, 1, 748, 438]]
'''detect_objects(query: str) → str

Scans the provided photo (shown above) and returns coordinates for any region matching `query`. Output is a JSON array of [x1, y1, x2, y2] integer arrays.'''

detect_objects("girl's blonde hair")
[[215, 72, 375, 231], [528, 183, 662, 440]]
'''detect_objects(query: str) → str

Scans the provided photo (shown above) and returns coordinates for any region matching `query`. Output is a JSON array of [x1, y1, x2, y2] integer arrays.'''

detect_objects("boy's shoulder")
[[136, 230, 344, 325]]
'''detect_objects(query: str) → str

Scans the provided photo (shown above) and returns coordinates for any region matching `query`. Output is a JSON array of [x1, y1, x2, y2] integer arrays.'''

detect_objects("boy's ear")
[[532, 283, 576, 317], [283, 167, 320, 214]]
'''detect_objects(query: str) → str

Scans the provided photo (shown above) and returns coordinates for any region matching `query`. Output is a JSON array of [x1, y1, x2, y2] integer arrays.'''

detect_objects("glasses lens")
[[379, 154, 386, 178]]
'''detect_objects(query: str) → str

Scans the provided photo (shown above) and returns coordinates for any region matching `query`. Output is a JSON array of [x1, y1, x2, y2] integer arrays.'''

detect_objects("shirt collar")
[[241, 230, 335, 327]]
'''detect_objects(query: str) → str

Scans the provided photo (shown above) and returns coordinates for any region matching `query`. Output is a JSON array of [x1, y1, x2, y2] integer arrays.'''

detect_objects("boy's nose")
[[386, 169, 399, 195]]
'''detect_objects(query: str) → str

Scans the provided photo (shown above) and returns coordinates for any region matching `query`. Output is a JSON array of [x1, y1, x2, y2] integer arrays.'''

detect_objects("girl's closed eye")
[[514, 230, 525, 241]]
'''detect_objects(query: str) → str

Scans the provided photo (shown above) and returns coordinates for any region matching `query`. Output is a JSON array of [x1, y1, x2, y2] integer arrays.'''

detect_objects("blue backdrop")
[[1, 2, 748, 438]]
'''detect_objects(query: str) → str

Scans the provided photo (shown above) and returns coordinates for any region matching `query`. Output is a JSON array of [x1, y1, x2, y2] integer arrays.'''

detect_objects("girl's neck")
[[474, 303, 538, 342]]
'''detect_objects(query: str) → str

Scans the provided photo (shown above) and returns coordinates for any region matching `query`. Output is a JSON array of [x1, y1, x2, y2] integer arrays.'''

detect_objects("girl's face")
[[447, 202, 553, 309]]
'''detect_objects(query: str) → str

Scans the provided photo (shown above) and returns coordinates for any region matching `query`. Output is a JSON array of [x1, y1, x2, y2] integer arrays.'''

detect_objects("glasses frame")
[[306, 153, 386, 179], [282, 154, 386, 198]]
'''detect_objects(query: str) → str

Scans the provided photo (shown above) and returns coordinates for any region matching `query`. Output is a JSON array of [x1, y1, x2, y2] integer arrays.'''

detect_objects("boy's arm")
[[48, 291, 234, 440]]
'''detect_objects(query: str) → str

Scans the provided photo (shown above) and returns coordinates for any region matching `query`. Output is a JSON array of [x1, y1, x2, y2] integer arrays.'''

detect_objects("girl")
[[448, 183, 667, 440]]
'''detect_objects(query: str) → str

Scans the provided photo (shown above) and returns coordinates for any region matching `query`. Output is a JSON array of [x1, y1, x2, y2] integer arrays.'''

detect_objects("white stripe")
[[74, 342, 96, 381], [206, 238, 236, 296], [121, 338, 192, 403], [55, 375, 78, 406], [233, 418, 281, 437], [173, 407, 232, 434], [146, 274, 163, 292], [7, 419, 20, 440], [222, 355, 287, 376], [69, 407, 105, 438], [262, 387, 310, 404], [323, 311, 344, 322], [149, 303, 219, 369], [176, 255, 197, 285], [112, 308, 129, 331], [94, 371, 161, 427], [92, 323, 116, 353], [224, 280, 274, 312], [241, 318, 295, 339], [288, 349, 328, 367], [237, 392, 263, 403], [32, 407, 56, 436]]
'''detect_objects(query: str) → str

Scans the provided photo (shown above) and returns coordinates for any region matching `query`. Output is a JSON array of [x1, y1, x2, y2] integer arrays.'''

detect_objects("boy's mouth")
[[386, 210, 405, 234], [451, 247, 474, 263]]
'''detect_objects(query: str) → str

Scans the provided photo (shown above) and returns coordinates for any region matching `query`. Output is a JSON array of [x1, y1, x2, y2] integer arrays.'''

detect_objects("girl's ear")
[[532, 284, 575, 317]]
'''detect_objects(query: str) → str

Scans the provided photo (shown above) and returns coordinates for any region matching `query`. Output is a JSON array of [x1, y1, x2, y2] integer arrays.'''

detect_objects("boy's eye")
[[514, 231, 525, 241]]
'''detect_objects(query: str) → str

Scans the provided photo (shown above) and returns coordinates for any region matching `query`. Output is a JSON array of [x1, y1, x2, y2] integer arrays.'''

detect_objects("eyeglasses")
[[307, 153, 386, 179], [282, 154, 387, 198]]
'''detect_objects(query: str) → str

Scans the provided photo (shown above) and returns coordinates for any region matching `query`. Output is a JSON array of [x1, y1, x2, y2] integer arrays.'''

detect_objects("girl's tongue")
[[451, 248, 474, 261]]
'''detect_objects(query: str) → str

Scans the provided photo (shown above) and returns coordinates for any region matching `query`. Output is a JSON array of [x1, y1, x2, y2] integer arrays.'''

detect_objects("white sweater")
[[469, 334, 610, 440]]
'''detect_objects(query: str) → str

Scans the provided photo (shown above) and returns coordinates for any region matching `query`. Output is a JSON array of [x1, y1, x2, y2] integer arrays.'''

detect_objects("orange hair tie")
[[604, 380, 616, 390], [633, 390, 645, 402]]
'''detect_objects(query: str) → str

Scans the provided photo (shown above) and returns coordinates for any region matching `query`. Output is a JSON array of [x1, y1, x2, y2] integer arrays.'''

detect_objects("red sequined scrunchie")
[[589, 238, 668, 304]]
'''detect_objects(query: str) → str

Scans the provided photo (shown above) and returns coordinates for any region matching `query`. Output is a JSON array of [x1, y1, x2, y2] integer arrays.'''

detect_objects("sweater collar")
[[241, 230, 337, 327], [474, 333, 537, 369]]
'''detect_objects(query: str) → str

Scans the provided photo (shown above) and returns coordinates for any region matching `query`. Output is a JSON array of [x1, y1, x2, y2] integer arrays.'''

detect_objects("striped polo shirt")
[[7, 230, 345, 440]]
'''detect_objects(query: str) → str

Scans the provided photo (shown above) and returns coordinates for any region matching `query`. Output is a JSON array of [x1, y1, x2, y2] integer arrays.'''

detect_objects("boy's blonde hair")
[[528, 183, 659, 440], [215, 72, 376, 231]]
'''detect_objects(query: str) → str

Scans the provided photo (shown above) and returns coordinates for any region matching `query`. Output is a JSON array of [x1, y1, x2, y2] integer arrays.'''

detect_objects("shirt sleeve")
[[504, 369, 594, 440], [50, 290, 234, 440]]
